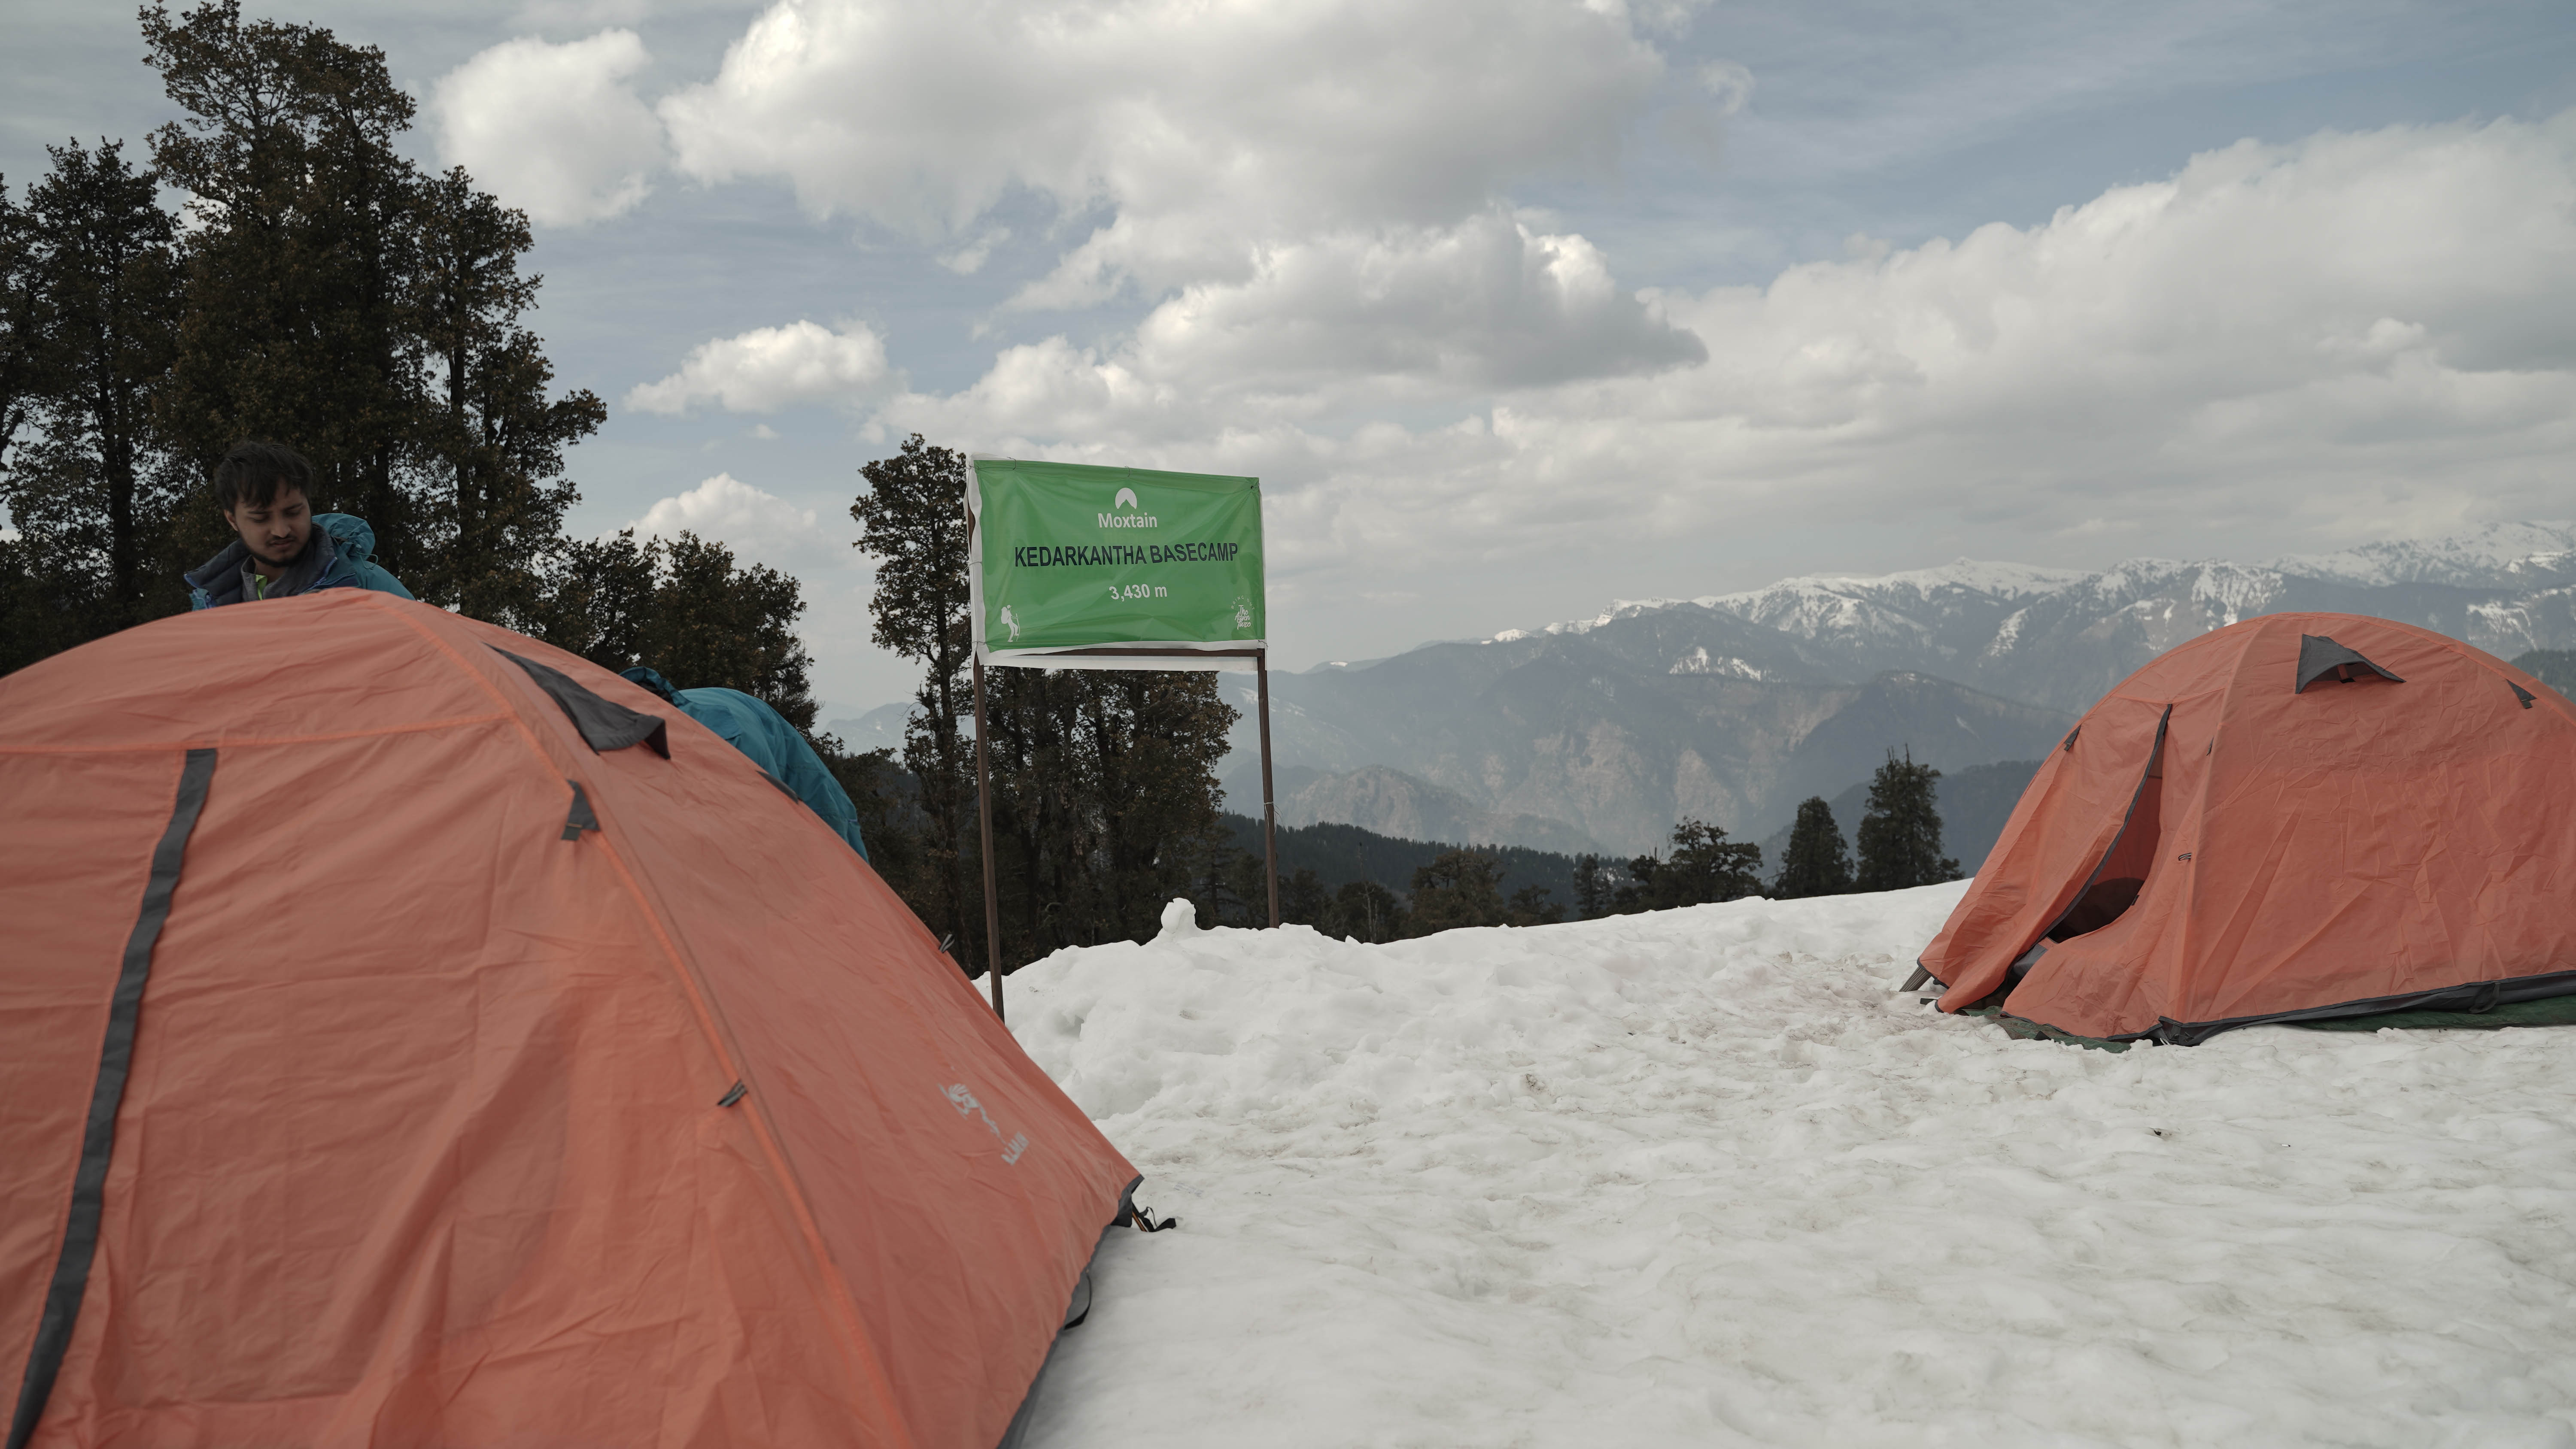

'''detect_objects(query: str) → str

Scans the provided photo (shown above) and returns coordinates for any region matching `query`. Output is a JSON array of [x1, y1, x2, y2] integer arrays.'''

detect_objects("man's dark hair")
[[211, 440, 315, 513]]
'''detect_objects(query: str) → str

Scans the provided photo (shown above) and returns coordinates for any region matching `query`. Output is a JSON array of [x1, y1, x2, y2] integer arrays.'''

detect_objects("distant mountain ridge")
[[1222, 618, 2072, 855], [1492, 522, 2576, 715], [1270, 765, 1606, 855], [1218, 521, 2576, 855]]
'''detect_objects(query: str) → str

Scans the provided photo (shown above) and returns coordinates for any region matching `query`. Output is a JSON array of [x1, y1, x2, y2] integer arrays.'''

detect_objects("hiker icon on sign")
[[1000, 605, 1021, 642]]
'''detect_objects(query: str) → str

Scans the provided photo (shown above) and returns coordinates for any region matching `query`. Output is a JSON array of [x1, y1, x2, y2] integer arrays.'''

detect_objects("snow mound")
[[1009, 885, 2576, 1447]]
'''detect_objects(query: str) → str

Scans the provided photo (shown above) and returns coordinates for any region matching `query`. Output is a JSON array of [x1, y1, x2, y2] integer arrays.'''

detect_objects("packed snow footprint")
[[1008, 883, 2576, 1448]]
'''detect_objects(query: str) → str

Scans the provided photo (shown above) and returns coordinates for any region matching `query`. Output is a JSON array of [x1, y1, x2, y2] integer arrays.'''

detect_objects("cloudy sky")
[[9, 1, 2574, 716]]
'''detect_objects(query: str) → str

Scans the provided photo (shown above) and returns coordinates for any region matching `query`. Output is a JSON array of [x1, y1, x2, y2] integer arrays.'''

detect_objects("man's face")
[[223, 487, 312, 571]]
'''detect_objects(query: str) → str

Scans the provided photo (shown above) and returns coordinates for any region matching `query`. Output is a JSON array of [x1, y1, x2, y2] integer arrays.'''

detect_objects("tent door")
[[2012, 708, 2172, 979]]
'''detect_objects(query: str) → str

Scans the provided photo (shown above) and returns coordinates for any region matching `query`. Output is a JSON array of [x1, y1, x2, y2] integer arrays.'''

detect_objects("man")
[[182, 440, 413, 608], [620, 666, 870, 862]]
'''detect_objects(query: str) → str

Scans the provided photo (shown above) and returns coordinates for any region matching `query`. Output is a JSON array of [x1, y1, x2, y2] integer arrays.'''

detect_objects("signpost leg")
[[1258, 648, 1280, 928], [974, 655, 1005, 1020]]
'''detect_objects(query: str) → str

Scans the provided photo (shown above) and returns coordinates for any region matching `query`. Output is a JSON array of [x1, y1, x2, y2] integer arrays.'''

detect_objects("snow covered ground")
[[1006, 884, 2576, 1448]]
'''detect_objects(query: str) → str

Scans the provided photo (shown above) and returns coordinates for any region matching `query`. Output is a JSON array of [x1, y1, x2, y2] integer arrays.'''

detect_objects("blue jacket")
[[185, 513, 414, 609], [622, 668, 869, 861]]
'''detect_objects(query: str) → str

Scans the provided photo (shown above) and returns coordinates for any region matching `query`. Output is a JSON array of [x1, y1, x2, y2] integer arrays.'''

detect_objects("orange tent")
[[1918, 612, 2576, 1045], [0, 593, 1139, 1447]]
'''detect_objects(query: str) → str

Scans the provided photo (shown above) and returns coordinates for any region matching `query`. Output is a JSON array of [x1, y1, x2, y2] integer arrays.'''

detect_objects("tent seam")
[[0, 712, 514, 755], [583, 828, 916, 1443]]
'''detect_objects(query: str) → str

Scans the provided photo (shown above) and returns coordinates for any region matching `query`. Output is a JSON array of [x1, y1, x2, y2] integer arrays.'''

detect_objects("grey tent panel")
[[2294, 635, 2404, 694], [492, 648, 670, 757], [561, 780, 601, 839]]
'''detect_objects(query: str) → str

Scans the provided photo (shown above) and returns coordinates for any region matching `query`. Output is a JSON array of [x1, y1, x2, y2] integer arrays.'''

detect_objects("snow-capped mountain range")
[[1208, 521, 2576, 855], [1495, 521, 2576, 715]]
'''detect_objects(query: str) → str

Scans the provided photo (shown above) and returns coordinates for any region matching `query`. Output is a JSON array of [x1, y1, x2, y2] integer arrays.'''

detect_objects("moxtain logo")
[[1099, 486, 1157, 529]]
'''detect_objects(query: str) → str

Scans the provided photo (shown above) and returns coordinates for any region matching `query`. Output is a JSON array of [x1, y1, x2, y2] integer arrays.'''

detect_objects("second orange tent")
[[1917, 612, 2576, 1044]]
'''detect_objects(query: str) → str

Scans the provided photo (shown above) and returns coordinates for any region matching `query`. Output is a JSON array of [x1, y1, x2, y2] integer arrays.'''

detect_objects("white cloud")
[[1697, 59, 1754, 113], [936, 227, 1011, 276], [630, 473, 846, 570], [431, 30, 666, 227], [1130, 212, 1705, 394], [626, 320, 896, 414], [659, 0, 1665, 294], [875, 213, 1704, 441], [884, 112, 2576, 590]]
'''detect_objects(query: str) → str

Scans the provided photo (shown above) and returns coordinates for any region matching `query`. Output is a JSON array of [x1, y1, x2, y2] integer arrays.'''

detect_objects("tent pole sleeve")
[[1259, 648, 1280, 928], [10, 748, 216, 1449], [975, 655, 1005, 1020]]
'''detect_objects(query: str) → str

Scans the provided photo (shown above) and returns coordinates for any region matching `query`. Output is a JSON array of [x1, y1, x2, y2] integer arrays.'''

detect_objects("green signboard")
[[968, 457, 1266, 668]]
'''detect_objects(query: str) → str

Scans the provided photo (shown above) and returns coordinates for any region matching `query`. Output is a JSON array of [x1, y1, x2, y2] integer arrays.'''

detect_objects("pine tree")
[[0, 175, 35, 458], [1504, 883, 1564, 926], [853, 434, 980, 962], [409, 167, 602, 624], [0, 140, 186, 654], [1328, 879, 1407, 942], [1618, 818, 1763, 910], [1278, 867, 1331, 927], [531, 529, 817, 725], [1571, 853, 1612, 919], [140, 3, 599, 598], [1407, 849, 1507, 934], [1774, 796, 1854, 898], [144, 2, 428, 567], [1084, 670, 1235, 941], [817, 742, 922, 908], [1854, 748, 1960, 891]]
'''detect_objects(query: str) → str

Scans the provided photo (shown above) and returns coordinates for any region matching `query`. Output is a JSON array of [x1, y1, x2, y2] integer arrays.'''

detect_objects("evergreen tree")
[[1, 179, 77, 669], [1407, 849, 1507, 934], [1571, 853, 1613, 919], [141, 2, 599, 599], [979, 665, 1236, 962], [1278, 867, 1331, 928], [1854, 748, 1960, 891], [1774, 796, 1854, 898], [978, 664, 1087, 960], [1328, 879, 1407, 943], [408, 167, 602, 624], [144, 2, 428, 566], [0, 175, 35, 459], [1191, 840, 1258, 931], [0, 141, 185, 661], [818, 742, 923, 907], [634, 533, 816, 727], [853, 434, 980, 963], [1084, 669, 1236, 940], [534, 529, 817, 727], [1505, 883, 1564, 926], [1617, 818, 1764, 910]]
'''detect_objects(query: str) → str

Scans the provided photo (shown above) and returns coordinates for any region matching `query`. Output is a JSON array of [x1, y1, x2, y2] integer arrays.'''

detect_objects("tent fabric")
[[0, 591, 1137, 1448], [1918, 612, 2576, 1045]]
